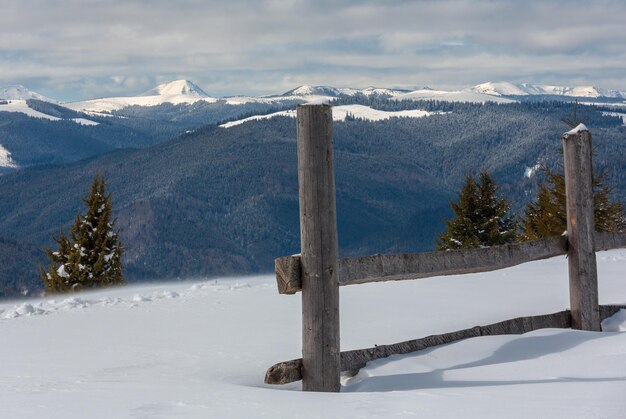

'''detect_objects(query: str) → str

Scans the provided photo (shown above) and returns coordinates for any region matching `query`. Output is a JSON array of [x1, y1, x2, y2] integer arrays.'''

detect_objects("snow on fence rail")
[[265, 104, 626, 391]]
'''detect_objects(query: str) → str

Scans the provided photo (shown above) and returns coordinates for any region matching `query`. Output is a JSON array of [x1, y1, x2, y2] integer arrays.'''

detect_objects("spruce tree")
[[41, 175, 124, 292], [522, 166, 626, 240], [437, 172, 517, 250]]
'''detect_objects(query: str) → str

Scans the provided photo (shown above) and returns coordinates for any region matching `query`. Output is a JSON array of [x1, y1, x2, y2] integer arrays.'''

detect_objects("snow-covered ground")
[[220, 104, 438, 128], [1, 250, 626, 418]]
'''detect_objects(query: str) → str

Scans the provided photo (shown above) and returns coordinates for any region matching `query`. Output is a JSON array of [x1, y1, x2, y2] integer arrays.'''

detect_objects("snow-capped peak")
[[141, 80, 208, 97], [67, 80, 216, 113], [0, 85, 56, 102]]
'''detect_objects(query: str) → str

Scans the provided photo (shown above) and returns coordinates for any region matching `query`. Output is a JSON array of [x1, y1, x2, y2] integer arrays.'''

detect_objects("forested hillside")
[[1, 100, 624, 296], [0, 238, 45, 298], [0, 99, 300, 168]]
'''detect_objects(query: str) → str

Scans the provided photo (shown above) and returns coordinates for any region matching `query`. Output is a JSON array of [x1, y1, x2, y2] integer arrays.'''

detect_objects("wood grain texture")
[[594, 232, 626, 252], [276, 236, 568, 294], [276, 232, 626, 294], [265, 305, 626, 385], [296, 104, 341, 392], [275, 256, 301, 295], [563, 129, 600, 331]]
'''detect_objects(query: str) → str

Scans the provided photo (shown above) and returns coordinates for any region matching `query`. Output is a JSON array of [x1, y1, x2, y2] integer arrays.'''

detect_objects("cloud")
[[1, 0, 625, 100]]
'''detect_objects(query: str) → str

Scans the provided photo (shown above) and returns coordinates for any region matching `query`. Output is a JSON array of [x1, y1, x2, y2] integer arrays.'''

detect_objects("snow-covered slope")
[[0, 85, 55, 102], [66, 79, 218, 113], [2, 250, 626, 418], [0, 144, 18, 168], [0, 100, 61, 121], [0, 100, 99, 125], [472, 82, 626, 98], [394, 88, 516, 103], [220, 104, 438, 128]]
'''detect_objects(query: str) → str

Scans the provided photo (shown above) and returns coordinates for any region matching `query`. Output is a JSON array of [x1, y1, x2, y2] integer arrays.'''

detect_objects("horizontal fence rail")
[[265, 304, 626, 385], [595, 231, 626, 251], [276, 232, 626, 295]]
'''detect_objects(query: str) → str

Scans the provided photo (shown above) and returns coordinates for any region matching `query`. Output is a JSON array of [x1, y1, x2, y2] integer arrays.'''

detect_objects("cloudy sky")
[[1, 0, 625, 101]]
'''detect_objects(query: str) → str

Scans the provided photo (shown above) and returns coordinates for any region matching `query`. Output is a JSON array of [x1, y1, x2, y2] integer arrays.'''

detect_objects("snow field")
[[219, 104, 438, 128], [0, 143, 18, 168], [0, 100, 99, 125], [1, 250, 626, 418], [0, 100, 61, 121]]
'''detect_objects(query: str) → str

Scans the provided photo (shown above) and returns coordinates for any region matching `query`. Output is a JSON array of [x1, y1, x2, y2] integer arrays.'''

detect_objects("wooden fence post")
[[562, 125, 600, 331], [297, 104, 341, 391]]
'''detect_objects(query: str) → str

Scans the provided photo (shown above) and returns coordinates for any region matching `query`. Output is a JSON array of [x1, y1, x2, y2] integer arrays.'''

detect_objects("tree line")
[[437, 166, 626, 250]]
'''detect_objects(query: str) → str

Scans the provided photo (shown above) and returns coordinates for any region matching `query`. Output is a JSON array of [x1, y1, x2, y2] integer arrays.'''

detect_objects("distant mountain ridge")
[[2, 77, 626, 172], [281, 85, 411, 98], [471, 82, 626, 99], [3, 80, 626, 115]]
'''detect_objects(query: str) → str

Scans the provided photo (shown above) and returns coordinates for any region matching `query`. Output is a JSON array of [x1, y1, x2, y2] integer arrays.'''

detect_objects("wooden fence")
[[265, 104, 626, 391]]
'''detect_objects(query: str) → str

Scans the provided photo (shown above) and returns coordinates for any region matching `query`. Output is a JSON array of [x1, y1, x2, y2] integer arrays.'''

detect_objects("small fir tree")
[[521, 166, 626, 240], [41, 175, 124, 292], [593, 171, 626, 232], [437, 172, 517, 250]]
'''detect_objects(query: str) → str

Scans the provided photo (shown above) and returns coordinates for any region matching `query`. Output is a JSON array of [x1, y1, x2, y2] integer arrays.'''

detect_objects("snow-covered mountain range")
[[2, 80, 626, 117], [281, 85, 410, 98], [393, 87, 515, 104], [471, 81, 626, 98]]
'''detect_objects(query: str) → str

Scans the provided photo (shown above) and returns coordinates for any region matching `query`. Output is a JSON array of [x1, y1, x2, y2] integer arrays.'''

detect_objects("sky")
[[1, 0, 625, 102]]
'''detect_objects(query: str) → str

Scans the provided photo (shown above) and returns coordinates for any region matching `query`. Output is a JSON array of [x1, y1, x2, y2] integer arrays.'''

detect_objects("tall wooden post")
[[562, 125, 600, 331], [297, 104, 341, 391]]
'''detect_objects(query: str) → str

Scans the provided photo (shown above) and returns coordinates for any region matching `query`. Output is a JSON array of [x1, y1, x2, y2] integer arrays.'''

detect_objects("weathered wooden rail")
[[267, 106, 626, 391], [276, 232, 626, 294], [265, 304, 626, 385]]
